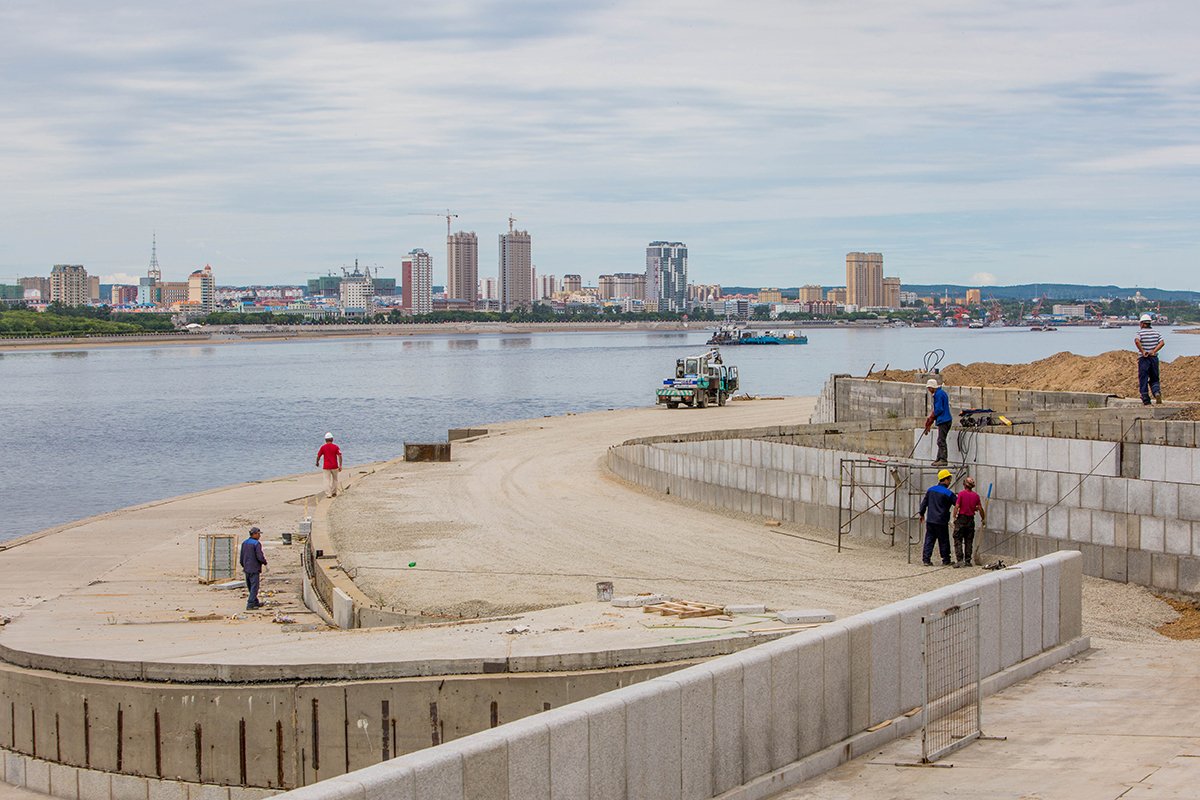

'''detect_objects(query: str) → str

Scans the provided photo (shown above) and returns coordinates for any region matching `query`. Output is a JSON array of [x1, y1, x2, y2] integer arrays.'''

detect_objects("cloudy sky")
[[1, 1, 1197, 289]]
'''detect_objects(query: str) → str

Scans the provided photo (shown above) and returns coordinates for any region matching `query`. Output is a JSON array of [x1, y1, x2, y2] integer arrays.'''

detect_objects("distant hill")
[[721, 284, 1200, 302]]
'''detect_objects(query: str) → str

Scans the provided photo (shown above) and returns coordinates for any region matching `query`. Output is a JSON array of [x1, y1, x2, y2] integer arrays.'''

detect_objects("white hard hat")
[[1139, 313, 1152, 323], [324, 432, 333, 439], [926, 378, 939, 388]]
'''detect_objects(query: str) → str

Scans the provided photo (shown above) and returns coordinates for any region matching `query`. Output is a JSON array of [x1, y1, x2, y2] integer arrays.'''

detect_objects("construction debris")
[[611, 593, 667, 608], [643, 601, 725, 619], [776, 609, 836, 624]]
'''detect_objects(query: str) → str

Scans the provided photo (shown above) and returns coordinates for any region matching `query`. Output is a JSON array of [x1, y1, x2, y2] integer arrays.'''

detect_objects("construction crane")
[[1030, 293, 1047, 321], [404, 210, 459, 237], [508, 213, 517, 233], [987, 300, 1003, 325]]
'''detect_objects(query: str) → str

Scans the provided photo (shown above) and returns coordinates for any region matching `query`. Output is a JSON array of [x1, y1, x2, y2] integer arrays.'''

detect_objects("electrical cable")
[[922, 348, 945, 374]]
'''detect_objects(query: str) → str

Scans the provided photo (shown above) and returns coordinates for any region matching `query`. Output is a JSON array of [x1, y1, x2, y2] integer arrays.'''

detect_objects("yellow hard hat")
[[937, 469, 952, 481]]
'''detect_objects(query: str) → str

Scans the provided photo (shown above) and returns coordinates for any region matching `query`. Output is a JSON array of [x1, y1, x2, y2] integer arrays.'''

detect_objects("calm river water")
[[2, 326, 1196, 540]]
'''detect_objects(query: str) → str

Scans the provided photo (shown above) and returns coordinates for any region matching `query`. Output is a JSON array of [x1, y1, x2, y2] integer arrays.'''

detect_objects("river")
[[2, 325, 1195, 540]]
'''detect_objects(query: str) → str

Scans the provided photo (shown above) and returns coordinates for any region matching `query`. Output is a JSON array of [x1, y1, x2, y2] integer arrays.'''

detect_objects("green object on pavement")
[[408, 562, 416, 567]]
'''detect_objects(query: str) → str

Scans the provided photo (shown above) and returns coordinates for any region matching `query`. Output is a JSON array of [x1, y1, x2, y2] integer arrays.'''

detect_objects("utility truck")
[[656, 349, 739, 409]]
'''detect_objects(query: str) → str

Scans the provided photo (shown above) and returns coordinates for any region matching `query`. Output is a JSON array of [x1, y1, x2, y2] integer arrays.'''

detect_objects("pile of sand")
[[872, 351, 1200, 401]]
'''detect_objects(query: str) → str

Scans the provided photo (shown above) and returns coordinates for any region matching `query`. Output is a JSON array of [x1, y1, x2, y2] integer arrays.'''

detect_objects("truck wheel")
[[697, 393, 708, 409], [667, 402, 679, 409], [718, 391, 726, 406]]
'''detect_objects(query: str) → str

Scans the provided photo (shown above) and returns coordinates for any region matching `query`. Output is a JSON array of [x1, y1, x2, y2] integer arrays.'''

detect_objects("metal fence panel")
[[922, 598, 981, 762]]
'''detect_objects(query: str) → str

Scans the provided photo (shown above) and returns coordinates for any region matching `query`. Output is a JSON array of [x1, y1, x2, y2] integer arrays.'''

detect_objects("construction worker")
[[952, 476, 986, 568], [918, 469, 956, 567], [1135, 314, 1165, 405], [240, 526, 267, 610], [923, 378, 952, 466], [315, 432, 342, 498]]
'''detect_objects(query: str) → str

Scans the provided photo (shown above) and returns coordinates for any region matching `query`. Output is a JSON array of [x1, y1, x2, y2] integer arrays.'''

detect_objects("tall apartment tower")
[[882, 277, 902, 309], [798, 285, 825, 303], [187, 264, 215, 313], [447, 231, 478, 306], [562, 274, 582, 294], [846, 252, 883, 308], [402, 248, 433, 315], [499, 229, 533, 311], [645, 242, 687, 312], [49, 264, 90, 306]]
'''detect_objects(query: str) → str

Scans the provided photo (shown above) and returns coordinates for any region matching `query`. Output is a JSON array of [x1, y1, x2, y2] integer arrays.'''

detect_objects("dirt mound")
[[872, 351, 1200, 401]]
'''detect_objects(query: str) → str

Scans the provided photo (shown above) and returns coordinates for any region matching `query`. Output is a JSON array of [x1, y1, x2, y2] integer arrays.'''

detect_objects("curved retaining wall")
[[270, 552, 1086, 800]]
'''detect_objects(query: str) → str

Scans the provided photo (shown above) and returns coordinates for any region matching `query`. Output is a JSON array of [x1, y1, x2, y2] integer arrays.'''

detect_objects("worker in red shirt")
[[952, 476, 986, 567], [315, 432, 343, 498]]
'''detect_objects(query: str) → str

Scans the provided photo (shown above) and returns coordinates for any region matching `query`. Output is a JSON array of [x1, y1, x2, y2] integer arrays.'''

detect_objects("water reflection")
[[50, 351, 87, 359], [401, 339, 433, 350], [500, 337, 532, 348], [448, 339, 479, 350]]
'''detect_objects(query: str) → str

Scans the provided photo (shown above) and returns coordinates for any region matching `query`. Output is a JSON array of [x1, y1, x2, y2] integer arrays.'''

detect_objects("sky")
[[1, 1, 1198, 289]]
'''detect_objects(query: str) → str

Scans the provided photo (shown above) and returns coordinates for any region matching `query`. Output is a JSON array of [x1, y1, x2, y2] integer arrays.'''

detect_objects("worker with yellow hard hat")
[[918, 468, 957, 567]]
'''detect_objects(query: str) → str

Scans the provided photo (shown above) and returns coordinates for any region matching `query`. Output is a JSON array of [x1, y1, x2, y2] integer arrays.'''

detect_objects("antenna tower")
[[148, 232, 161, 281]]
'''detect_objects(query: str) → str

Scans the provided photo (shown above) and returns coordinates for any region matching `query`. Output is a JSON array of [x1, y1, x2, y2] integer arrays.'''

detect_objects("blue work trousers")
[[245, 571, 261, 608], [922, 522, 951, 565], [1138, 355, 1160, 403]]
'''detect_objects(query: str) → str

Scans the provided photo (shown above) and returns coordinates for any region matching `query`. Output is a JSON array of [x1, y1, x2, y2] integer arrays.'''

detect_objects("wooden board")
[[643, 601, 725, 619]]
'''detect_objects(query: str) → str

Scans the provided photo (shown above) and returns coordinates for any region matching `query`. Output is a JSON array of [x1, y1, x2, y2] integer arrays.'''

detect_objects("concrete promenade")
[[773, 637, 1200, 799]]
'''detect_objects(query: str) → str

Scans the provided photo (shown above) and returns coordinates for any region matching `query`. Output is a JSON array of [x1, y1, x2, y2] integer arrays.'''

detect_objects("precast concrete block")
[[866, 609, 901, 725], [1036, 473, 1059, 506], [1056, 472, 1082, 508], [1006, 436, 1028, 471], [736, 647, 772, 784], [1102, 545, 1127, 582], [1047, 505, 1070, 540], [1096, 443, 1120, 477], [661, 670, 713, 800], [1164, 446, 1192, 484], [1152, 553, 1179, 591], [793, 633, 824, 759], [1017, 561, 1044, 659], [458, 733, 509, 800], [1102, 478, 1129, 514], [585, 700, 626, 800], [25, 759, 51, 795], [111, 774, 148, 800], [187, 786, 231, 800], [619, 682, 681, 800], [894, 598, 925, 713], [766, 644, 800, 771], [707, 656, 744, 797], [1058, 552, 1084, 642], [1067, 507, 1092, 543], [1142, 517, 1166, 552], [545, 710, 588, 800], [842, 615, 873, 735], [1041, 556, 1061, 649], [1068, 439, 1092, 474], [1046, 440, 1070, 473], [1025, 507, 1048, 539], [1016, 469, 1037, 503], [1080, 475, 1103, 511], [1178, 556, 1200, 594], [1128, 480, 1153, 516], [1179, 484, 1200, 522], [1091, 511, 1116, 547], [1026, 437, 1049, 471], [146, 781, 188, 800], [1165, 519, 1192, 555], [1128, 549, 1152, 587], [49, 764, 79, 800], [76, 770, 110, 800], [818, 625, 850, 749], [997, 569, 1024, 669], [4, 753, 26, 788]]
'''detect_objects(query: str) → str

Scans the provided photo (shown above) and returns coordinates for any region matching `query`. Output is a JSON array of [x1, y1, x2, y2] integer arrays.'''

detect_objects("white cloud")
[[971, 272, 998, 286], [101, 272, 142, 285]]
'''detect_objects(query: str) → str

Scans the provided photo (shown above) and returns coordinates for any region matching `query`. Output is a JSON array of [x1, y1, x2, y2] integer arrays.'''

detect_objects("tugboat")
[[707, 325, 808, 345]]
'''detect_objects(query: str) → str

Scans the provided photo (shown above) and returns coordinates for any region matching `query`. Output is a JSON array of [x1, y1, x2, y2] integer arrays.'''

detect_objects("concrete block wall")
[[271, 553, 1086, 800]]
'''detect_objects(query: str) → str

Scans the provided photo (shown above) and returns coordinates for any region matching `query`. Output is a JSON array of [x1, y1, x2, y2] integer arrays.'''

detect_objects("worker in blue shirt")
[[919, 469, 957, 566], [923, 378, 952, 466], [240, 526, 267, 610]]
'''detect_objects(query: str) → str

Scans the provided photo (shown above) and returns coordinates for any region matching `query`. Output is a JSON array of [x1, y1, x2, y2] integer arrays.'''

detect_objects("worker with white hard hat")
[[315, 432, 343, 498], [922, 377, 952, 466], [1135, 314, 1165, 405]]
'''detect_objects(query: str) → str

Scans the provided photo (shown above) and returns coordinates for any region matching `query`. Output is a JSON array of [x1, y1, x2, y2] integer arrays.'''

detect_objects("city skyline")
[[1, 2, 1197, 289]]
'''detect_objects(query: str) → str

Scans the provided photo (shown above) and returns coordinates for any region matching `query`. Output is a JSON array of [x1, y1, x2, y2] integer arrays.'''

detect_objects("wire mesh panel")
[[921, 598, 981, 762], [198, 533, 237, 583]]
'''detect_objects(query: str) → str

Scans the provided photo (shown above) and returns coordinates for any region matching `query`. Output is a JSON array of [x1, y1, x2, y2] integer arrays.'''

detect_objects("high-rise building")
[[49, 264, 90, 306], [447, 231, 478, 305], [598, 273, 646, 301], [339, 263, 372, 313], [159, 282, 189, 306], [482, 277, 498, 301], [758, 288, 783, 304], [188, 265, 215, 313], [846, 252, 884, 308], [538, 274, 559, 300], [562, 274, 582, 294], [402, 248, 433, 315], [499, 228, 533, 311], [20, 276, 50, 303], [798, 284, 824, 303], [88, 275, 101, 303], [688, 283, 722, 304], [645, 242, 687, 312], [826, 287, 847, 304], [882, 277, 902, 310], [111, 285, 139, 305], [966, 288, 982, 305]]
